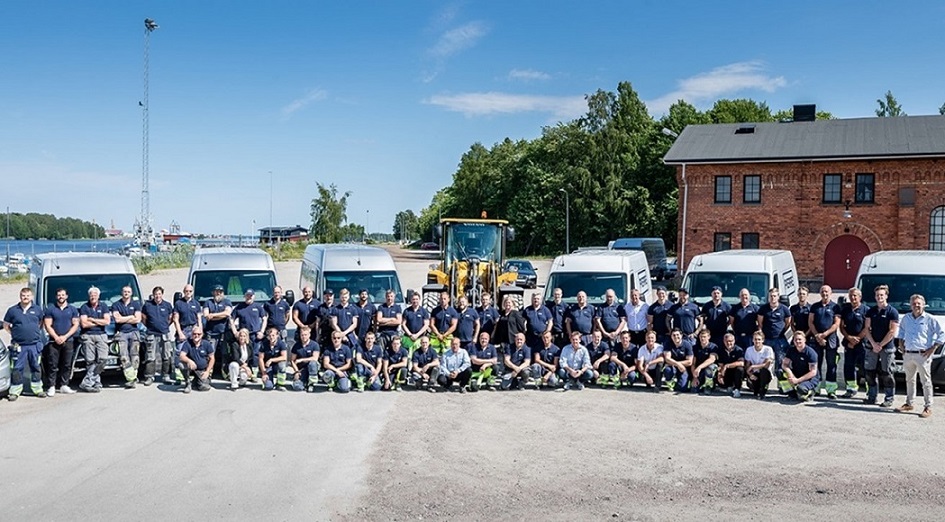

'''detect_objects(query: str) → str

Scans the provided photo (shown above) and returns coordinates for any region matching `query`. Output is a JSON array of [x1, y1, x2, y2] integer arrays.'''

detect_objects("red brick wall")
[[674, 158, 945, 282]]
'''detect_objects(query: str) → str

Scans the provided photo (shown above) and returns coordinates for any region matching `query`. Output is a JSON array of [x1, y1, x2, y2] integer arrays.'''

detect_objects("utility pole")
[[136, 18, 159, 248]]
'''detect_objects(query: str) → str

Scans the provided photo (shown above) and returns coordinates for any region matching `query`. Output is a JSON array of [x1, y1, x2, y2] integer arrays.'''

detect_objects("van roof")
[[858, 250, 945, 275], [191, 247, 275, 271], [688, 249, 794, 272], [551, 250, 649, 271], [34, 252, 135, 274], [303, 244, 397, 271]]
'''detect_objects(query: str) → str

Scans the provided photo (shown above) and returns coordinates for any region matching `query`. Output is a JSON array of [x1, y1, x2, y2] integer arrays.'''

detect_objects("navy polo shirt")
[[259, 337, 287, 361], [669, 301, 700, 335], [506, 345, 531, 366], [693, 341, 718, 366], [204, 298, 232, 336], [471, 343, 497, 361], [412, 348, 438, 367], [355, 302, 376, 339], [110, 299, 142, 334], [566, 304, 594, 335], [647, 300, 672, 335], [4, 303, 44, 344], [587, 341, 610, 361], [231, 301, 267, 334], [332, 303, 359, 331], [180, 339, 214, 370], [757, 303, 790, 339], [477, 305, 499, 335], [790, 302, 811, 334], [841, 303, 869, 337], [292, 340, 320, 359], [701, 301, 732, 338], [731, 303, 759, 337], [292, 298, 320, 327], [141, 299, 173, 335], [595, 302, 626, 333], [431, 305, 458, 334], [265, 298, 291, 331], [403, 306, 430, 334], [537, 344, 560, 365], [613, 342, 638, 362], [524, 305, 552, 337], [714, 345, 745, 366], [358, 344, 383, 367], [384, 346, 408, 365], [79, 301, 111, 335], [545, 300, 567, 334], [455, 307, 479, 342], [43, 304, 79, 338], [174, 298, 202, 328], [785, 345, 819, 377], [376, 303, 402, 333], [810, 301, 840, 333], [324, 345, 353, 368], [665, 338, 693, 361], [867, 305, 900, 344]]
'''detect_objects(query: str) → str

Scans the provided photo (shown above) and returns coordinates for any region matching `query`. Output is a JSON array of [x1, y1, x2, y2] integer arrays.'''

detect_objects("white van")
[[854, 250, 945, 386], [609, 237, 669, 280], [300, 244, 406, 305], [681, 249, 799, 306], [542, 250, 652, 305], [187, 248, 281, 304]]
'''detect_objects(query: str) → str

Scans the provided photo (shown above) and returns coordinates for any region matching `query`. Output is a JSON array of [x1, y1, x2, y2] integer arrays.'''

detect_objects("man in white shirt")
[[623, 288, 649, 346], [895, 294, 945, 418], [557, 331, 593, 391]]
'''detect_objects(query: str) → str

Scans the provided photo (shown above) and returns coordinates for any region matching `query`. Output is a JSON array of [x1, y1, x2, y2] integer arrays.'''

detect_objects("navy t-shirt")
[[403, 306, 430, 334], [231, 302, 267, 334], [79, 301, 111, 335], [810, 301, 841, 333], [412, 348, 438, 367], [4, 304, 44, 344], [730, 303, 759, 337], [669, 302, 700, 335], [587, 341, 610, 361], [110, 299, 141, 334], [265, 298, 291, 331], [292, 340, 320, 359], [566, 304, 594, 335], [332, 303, 359, 331], [292, 298, 319, 328], [430, 305, 458, 334], [701, 301, 732, 338], [790, 302, 811, 334], [693, 341, 718, 366], [355, 302, 376, 339], [180, 339, 214, 370], [470, 343, 497, 361], [537, 344, 560, 365], [866, 305, 900, 345], [612, 342, 638, 362], [384, 346, 408, 365], [785, 345, 819, 377], [477, 305, 500, 335], [323, 345, 353, 368], [595, 302, 626, 333], [524, 305, 552, 337], [141, 299, 173, 335], [757, 303, 790, 339], [259, 337, 287, 361], [204, 298, 232, 336], [174, 298, 202, 328], [840, 303, 869, 337], [376, 303, 402, 333], [647, 300, 672, 335], [545, 300, 567, 334], [506, 345, 531, 366], [664, 338, 693, 361], [358, 344, 384, 368], [43, 304, 79, 338], [455, 307, 479, 342], [714, 345, 745, 366]]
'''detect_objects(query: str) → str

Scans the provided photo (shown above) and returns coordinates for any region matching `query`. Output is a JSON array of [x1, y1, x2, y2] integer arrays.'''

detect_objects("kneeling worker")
[[779, 331, 820, 402], [382, 336, 409, 391], [531, 331, 561, 388], [290, 326, 320, 392], [321, 332, 354, 393], [410, 335, 440, 392], [178, 326, 214, 393], [258, 326, 288, 391]]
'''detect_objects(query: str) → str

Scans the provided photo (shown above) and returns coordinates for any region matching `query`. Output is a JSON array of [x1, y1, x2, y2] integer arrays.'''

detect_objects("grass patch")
[[0, 272, 28, 285], [132, 245, 194, 274], [262, 241, 308, 261]]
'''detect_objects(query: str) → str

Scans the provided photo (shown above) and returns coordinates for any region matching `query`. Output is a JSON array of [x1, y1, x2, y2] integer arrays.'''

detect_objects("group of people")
[[3, 281, 942, 418]]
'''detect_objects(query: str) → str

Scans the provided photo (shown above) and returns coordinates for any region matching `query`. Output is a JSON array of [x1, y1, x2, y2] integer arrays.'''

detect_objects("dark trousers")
[[180, 365, 211, 390], [844, 342, 866, 388], [746, 368, 772, 397], [719, 366, 745, 390], [628, 330, 646, 346], [438, 368, 472, 389], [43, 339, 75, 390]]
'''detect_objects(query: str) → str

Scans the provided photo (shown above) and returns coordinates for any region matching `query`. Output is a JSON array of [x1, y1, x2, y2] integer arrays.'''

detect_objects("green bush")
[[132, 245, 194, 274], [262, 241, 308, 261]]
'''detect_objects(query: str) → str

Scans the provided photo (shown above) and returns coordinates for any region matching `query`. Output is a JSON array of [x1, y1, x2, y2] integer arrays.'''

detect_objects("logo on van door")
[[781, 270, 796, 293]]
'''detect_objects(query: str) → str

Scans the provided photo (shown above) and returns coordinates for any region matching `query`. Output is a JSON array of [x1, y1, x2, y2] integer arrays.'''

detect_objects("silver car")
[[0, 340, 11, 397]]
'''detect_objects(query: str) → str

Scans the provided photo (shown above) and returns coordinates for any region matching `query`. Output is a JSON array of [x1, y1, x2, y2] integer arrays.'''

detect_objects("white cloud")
[[280, 89, 328, 118], [429, 21, 488, 58], [427, 92, 586, 119], [508, 68, 551, 82], [647, 61, 787, 114]]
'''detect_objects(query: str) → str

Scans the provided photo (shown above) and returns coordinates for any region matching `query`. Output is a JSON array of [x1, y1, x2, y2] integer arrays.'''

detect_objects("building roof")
[[258, 226, 308, 234], [664, 115, 945, 164]]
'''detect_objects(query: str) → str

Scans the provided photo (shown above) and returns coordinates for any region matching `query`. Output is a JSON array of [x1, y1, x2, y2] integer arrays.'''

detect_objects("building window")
[[714, 233, 732, 252], [823, 174, 842, 203], [715, 176, 732, 204], [855, 173, 875, 203], [742, 233, 760, 249], [932, 206, 945, 251], [743, 175, 761, 204]]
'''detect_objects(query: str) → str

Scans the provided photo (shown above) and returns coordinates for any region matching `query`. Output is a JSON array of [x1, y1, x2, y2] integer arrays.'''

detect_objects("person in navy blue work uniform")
[[382, 336, 409, 391], [779, 331, 820, 402], [141, 286, 174, 386], [864, 285, 900, 407], [41, 288, 80, 396], [4, 288, 46, 400], [700, 286, 731, 347], [544, 288, 567, 348], [265, 285, 292, 342], [111, 285, 142, 388], [410, 335, 440, 392], [354, 289, 376, 348], [469, 332, 499, 391], [839, 287, 869, 398], [662, 329, 693, 392], [454, 296, 480, 351], [595, 289, 626, 346], [322, 330, 354, 392], [790, 286, 812, 346], [586, 329, 613, 385], [177, 326, 215, 393], [729, 288, 759, 350], [290, 326, 320, 392], [523, 293, 552, 353], [258, 326, 288, 391], [756, 288, 791, 373], [203, 285, 233, 376], [531, 331, 561, 388], [315, 289, 336, 347], [401, 291, 430, 351], [332, 288, 361, 349], [646, 286, 672, 346], [502, 332, 532, 390], [429, 291, 458, 354], [477, 291, 500, 341], [374, 289, 402, 350], [354, 331, 384, 392], [808, 285, 841, 398], [173, 284, 202, 343], [689, 328, 719, 392], [77, 287, 111, 393], [668, 288, 701, 342], [611, 330, 639, 387], [230, 289, 268, 375], [291, 286, 319, 345], [565, 291, 595, 346]]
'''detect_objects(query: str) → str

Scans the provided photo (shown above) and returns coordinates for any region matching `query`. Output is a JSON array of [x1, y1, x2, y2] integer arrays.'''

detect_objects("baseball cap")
[[655, 285, 667, 292], [711, 286, 723, 292], [244, 288, 255, 296], [212, 284, 224, 292], [323, 289, 334, 296], [677, 287, 689, 294]]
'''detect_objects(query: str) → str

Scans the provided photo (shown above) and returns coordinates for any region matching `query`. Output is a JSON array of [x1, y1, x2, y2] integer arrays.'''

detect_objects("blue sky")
[[2, 1, 944, 236]]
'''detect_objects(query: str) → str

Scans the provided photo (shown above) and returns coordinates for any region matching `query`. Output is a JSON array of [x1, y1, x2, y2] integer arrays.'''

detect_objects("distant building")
[[161, 221, 193, 245], [259, 226, 308, 244], [664, 110, 945, 289]]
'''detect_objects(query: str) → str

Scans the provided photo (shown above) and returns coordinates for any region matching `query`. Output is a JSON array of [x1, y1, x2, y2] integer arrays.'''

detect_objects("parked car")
[[420, 242, 439, 251], [504, 259, 538, 289], [0, 339, 10, 398], [665, 256, 678, 279]]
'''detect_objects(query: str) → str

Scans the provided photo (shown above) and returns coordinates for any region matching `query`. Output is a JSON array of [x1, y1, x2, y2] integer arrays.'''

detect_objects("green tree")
[[876, 90, 905, 117], [939, 102, 945, 115], [339, 223, 364, 242], [707, 99, 773, 123], [772, 108, 835, 121], [392, 209, 418, 241], [309, 183, 351, 243]]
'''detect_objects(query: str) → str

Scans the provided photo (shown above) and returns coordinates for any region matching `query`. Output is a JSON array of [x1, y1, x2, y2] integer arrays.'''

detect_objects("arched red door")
[[824, 235, 870, 290]]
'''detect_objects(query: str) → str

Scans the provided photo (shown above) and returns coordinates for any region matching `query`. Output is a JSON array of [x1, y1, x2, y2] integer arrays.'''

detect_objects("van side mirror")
[[433, 225, 442, 240], [779, 295, 790, 307], [668, 291, 678, 303], [837, 296, 847, 306], [173, 291, 183, 304], [284, 289, 295, 306], [506, 227, 516, 242]]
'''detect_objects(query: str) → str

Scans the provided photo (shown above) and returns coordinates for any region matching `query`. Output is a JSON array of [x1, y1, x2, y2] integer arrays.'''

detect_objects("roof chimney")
[[793, 104, 816, 122]]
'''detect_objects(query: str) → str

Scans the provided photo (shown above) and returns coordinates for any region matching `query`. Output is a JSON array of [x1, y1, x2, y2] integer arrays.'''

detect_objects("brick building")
[[664, 113, 945, 289]]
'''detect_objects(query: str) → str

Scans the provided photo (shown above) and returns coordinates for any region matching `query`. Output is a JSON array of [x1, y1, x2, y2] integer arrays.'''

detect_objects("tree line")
[[3, 212, 105, 239]]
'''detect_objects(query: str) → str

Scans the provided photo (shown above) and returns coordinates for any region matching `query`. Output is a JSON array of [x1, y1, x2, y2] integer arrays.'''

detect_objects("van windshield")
[[859, 274, 945, 315], [545, 272, 627, 305], [44, 274, 142, 307], [684, 272, 769, 306], [611, 238, 667, 271], [192, 270, 276, 302], [324, 271, 403, 304]]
